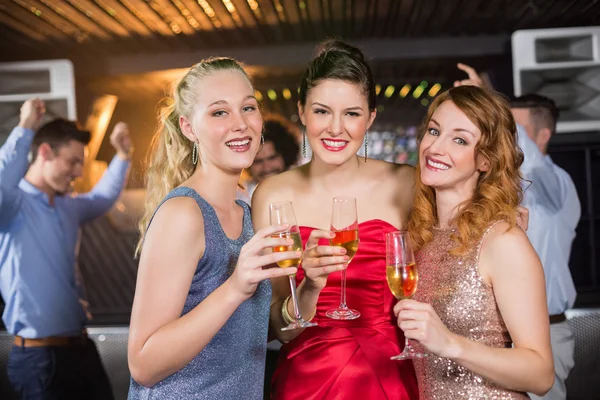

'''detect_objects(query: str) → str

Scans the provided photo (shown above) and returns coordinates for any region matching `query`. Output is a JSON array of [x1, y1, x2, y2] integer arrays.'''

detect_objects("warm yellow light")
[[384, 85, 395, 98], [267, 89, 277, 101], [412, 86, 425, 99], [399, 84, 411, 98], [282, 88, 292, 100], [222, 0, 236, 13], [428, 83, 442, 97], [171, 23, 182, 34]]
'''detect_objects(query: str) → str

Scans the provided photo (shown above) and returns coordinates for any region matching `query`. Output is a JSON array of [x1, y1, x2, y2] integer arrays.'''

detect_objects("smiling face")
[[419, 100, 488, 194], [298, 79, 376, 166], [40, 140, 85, 195], [179, 69, 263, 173], [249, 141, 286, 182]]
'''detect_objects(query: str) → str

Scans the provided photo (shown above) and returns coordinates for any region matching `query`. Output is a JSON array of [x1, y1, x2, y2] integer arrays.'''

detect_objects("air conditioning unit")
[[0, 59, 76, 144], [512, 26, 600, 133]]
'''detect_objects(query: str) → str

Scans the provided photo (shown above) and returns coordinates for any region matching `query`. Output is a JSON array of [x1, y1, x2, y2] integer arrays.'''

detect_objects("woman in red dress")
[[252, 39, 418, 399]]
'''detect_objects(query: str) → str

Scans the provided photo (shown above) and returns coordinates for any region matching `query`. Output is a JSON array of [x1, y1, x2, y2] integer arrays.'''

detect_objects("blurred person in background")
[[0, 98, 133, 399], [237, 116, 300, 203], [455, 64, 581, 400]]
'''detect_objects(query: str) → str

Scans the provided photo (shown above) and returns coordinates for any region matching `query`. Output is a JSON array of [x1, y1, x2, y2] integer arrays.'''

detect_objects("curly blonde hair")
[[136, 57, 250, 256], [407, 86, 524, 255]]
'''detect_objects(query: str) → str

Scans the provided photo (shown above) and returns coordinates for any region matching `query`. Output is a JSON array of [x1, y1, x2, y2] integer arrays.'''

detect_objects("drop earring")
[[364, 131, 368, 162], [192, 141, 198, 165], [302, 130, 307, 158]]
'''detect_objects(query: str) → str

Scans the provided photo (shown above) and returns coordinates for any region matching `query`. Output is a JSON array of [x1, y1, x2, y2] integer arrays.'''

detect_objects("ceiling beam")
[[95, 34, 510, 77]]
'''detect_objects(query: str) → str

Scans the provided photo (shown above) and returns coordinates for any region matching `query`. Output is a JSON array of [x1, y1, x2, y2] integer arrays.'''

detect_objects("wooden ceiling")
[[0, 0, 598, 62], [1, 1, 599, 128]]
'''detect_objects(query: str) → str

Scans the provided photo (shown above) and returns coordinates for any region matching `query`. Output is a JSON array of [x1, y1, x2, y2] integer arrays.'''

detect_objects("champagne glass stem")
[[339, 266, 348, 310], [281, 272, 318, 331], [288, 274, 302, 320]]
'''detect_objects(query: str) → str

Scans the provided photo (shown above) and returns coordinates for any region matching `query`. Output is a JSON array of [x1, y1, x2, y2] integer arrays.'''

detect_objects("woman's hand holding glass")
[[228, 224, 299, 301], [301, 229, 350, 292], [393, 299, 460, 359]]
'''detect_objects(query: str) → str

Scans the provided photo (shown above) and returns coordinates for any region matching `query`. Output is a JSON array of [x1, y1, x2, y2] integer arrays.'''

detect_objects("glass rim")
[[269, 200, 293, 208], [332, 196, 356, 202], [385, 230, 409, 237]]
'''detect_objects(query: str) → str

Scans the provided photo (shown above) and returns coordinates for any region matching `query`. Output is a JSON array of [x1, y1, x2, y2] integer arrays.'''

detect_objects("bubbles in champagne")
[[272, 231, 303, 268], [330, 229, 359, 262], [386, 262, 418, 300]]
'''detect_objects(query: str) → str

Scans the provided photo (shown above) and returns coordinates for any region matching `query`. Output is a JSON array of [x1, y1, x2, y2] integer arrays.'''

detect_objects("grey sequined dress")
[[128, 187, 271, 400]]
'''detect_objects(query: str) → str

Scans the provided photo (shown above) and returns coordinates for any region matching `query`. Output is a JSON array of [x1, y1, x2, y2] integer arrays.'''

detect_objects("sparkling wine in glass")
[[326, 197, 360, 320], [386, 231, 427, 360], [270, 201, 318, 331]]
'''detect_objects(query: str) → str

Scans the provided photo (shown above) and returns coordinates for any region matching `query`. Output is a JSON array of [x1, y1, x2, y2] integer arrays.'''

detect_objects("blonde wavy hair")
[[407, 86, 524, 255], [136, 57, 250, 256]]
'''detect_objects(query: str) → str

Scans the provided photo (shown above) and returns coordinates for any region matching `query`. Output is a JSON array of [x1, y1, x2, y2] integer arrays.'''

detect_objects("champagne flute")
[[326, 197, 360, 320], [270, 201, 318, 331], [386, 231, 427, 359]]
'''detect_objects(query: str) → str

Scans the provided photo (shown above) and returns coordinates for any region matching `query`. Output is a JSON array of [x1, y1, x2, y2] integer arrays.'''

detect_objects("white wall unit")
[[0, 60, 76, 143], [512, 26, 600, 133]]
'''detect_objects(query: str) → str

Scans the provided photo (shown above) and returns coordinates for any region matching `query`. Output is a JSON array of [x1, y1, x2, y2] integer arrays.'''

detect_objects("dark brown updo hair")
[[299, 39, 376, 111]]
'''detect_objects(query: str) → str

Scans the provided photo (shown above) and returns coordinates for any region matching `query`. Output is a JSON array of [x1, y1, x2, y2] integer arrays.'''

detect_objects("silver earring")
[[260, 133, 265, 151], [302, 130, 307, 158], [364, 131, 368, 162], [192, 141, 198, 165]]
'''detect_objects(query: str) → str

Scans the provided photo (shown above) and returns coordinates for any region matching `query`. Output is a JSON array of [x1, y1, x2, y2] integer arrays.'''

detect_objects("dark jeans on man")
[[7, 338, 114, 400]]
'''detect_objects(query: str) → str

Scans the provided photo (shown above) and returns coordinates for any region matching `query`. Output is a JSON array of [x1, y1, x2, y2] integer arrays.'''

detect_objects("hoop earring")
[[302, 130, 307, 158], [192, 141, 199, 165], [364, 131, 368, 162]]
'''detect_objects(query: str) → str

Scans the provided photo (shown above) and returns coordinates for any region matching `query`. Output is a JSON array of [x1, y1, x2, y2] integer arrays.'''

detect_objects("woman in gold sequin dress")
[[394, 86, 554, 399]]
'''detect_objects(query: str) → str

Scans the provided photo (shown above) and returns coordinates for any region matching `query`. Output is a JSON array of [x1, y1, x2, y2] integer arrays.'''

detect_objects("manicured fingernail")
[[343, 256, 349, 261], [340, 248, 347, 254]]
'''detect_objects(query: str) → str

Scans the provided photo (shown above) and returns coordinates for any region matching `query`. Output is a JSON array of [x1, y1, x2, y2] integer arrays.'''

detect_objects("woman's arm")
[[252, 180, 347, 343], [396, 224, 553, 395], [128, 197, 298, 387]]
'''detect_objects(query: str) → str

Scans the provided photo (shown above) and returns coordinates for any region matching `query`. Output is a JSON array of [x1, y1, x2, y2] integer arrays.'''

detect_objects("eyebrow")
[[311, 102, 364, 112], [208, 95, 256, 107], [430, 118, 476, 138]]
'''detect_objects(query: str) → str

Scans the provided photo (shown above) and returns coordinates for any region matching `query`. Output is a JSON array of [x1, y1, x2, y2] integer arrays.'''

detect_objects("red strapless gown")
[[271, 220, 418, 400]]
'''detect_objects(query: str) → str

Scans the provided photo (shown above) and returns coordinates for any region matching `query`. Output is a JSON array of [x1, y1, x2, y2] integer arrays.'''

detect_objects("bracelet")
[[281, 295, 317, 324], [281, 295, 295, 325]]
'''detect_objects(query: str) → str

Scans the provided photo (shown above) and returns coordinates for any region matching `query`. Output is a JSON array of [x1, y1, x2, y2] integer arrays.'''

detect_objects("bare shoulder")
[[480, 221, 538, 274], [363, 160, 414, 186], [144, 195, 205, 245], [483, 221, 530, 252], [252, 165, 307, 205], [392, 162, 416, 187]]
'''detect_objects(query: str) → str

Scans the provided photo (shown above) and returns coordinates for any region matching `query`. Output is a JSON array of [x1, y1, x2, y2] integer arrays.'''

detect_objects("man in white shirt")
[[454, 64, 580, 400], [511, 94, 579, 400]]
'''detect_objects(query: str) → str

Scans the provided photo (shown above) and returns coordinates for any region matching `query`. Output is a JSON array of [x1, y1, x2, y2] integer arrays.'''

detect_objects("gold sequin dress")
[[412, 224, 529, 400]]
